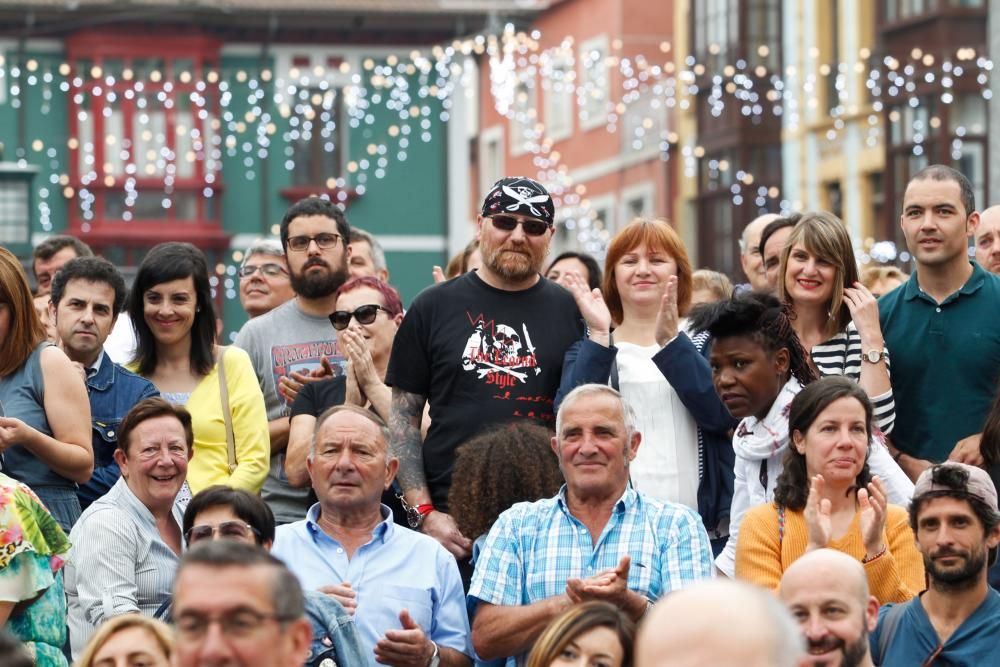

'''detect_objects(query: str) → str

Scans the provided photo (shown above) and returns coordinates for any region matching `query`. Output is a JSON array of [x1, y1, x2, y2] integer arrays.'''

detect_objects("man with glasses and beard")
[[870, 462, 1000, 665], [386, 177, 584, 561], [235, 197, 351, 524], [780, 549, 879, 667]]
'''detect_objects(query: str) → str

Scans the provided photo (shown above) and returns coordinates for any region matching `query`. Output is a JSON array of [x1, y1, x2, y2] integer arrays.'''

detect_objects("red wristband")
[[416, 504, 435, 517]]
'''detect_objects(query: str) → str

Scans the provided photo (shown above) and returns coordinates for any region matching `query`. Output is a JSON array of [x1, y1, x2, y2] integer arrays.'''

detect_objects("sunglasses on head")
[[329, 304, 392, 331], [185, 521, 260, 545], [489, 215, 551, 237]]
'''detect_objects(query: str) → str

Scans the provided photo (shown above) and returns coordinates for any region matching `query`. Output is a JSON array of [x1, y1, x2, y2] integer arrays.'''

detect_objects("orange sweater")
[[735, 502, 926, 604]]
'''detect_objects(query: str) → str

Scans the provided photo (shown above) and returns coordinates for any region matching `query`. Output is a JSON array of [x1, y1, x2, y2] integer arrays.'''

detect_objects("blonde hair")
[[776, 211, 859, 338], [860, 265, 909, 292], [75, 615, 174, 667], [692, 269, 734, 302]]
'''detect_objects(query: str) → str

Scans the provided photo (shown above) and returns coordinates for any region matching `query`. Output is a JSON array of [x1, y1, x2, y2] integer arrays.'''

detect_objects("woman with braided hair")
[[688, 291, 913, 577]]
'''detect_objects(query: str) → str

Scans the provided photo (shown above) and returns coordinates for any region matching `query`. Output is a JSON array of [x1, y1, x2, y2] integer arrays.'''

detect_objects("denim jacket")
[[303, 590, 367, 667], [78, 352, 159, 509]]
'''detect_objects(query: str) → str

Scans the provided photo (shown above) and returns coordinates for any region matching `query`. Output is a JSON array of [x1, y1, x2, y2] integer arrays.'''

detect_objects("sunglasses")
[[238, 263, 288, 278], [329, 304, 392, 331], [489, 215, 551, 237], [185, 521, 261, 545], [286, 233, 342, 252]]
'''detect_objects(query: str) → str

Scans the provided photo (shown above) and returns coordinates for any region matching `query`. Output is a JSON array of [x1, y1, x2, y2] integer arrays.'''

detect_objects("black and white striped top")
[[810, 323, 896, 434]]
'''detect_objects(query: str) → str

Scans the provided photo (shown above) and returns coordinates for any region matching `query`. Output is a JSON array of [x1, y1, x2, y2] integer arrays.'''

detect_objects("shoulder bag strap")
[[608, 331, 620, 391], [874, 601, 909, 665], [217, 346, 237, 474]]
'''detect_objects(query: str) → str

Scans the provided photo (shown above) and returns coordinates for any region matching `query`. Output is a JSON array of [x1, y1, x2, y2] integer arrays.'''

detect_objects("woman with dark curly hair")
[[689, 291, 912, 577], [735, 377, 924, 604], [448, 422, 563, 547]]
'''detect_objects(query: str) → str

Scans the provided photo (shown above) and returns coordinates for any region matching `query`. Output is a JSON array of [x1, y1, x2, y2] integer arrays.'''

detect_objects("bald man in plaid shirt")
[[468, 384, 713, 665]]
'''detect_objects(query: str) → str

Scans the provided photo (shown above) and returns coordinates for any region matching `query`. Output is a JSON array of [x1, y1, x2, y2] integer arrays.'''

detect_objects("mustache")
[[932, 546, 968, 559], [303, 259, 330, 270], [807, 637, 845, 654]]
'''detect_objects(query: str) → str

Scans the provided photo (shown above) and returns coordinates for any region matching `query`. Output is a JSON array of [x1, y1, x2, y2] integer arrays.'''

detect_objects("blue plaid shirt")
[[468, 485, 713, 611]]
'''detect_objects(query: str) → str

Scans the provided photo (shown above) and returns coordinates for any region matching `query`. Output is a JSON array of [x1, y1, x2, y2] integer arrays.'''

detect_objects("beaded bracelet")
[[862, 546, 887, 564]]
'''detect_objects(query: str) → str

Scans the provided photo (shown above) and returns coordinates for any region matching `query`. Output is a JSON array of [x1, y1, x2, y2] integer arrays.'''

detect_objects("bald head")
[[636, 580, 804, 667], [975, 205, 1000, 274], [740, 214, 780, 290], [780, 550, 878, 667]]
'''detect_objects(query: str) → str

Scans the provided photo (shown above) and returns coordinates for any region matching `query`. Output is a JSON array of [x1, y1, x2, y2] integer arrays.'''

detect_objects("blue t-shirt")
[[871, 589, 1000, 666]]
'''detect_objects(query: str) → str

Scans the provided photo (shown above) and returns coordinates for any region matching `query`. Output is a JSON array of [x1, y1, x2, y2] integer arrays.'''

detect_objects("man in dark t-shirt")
[[386, 177, 584, 559]]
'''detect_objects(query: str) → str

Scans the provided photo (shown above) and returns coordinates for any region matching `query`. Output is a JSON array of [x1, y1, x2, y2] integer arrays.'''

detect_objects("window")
[[543, 52, 573, 142], [746, 0, 781, 71], [479, 126, 504, 199], [824, 181, 843, 220], [510, 71, 537, 156], [825, 0, 841, 113], [65, 34, 222, 242], [693, 0, 735, 72], [621, 88, 663, 155], [281, 55, 350, 188], [578, 35, 609, 131], [0, 175, 32, 244], [620, 182, 656, 225]]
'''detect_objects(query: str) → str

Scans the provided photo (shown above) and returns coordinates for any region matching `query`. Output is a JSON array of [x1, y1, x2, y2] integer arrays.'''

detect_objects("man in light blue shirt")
[[272, 405, 471, 667], [469, 384, 713, 665]]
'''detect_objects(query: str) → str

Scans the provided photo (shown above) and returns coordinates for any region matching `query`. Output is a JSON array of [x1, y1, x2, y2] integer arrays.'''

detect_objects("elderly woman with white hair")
[[238, 237, 294, 319]]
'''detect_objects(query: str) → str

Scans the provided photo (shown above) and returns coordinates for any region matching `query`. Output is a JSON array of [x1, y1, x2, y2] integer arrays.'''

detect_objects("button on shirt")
[[272, 504, 471, 667], [878, 263, 1000, 461], [468, 485, 713, 653]]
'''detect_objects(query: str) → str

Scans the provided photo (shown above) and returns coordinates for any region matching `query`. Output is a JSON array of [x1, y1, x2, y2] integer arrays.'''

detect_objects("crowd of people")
[[0, 165, 999, 666]]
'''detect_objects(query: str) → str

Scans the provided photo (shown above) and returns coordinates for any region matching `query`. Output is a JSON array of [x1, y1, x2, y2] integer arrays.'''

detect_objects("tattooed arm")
[[389, 387, 472, 559]]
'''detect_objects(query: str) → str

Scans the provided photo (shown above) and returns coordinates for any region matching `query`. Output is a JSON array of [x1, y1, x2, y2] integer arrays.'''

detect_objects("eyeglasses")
[[286, 233, 342, 252], [238, 263, 288, 279], [175, 609, 293, 640], [489, 215, 551, 237], [329, 304, 392, 331], [185, 521, 261, 545]]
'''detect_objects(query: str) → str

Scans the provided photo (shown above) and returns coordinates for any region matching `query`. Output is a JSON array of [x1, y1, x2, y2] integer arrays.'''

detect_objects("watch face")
[[406, 507, 422, 529]]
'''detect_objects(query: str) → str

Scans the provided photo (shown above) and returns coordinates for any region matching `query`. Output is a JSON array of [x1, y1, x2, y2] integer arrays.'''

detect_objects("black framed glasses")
[[489, 215, 551, 237], [238, 263, 288, 279], [185, 521, 261, 545], [329, 304, 391, 331], [175, 609, 294, 640], [286, 233, 342, 252]]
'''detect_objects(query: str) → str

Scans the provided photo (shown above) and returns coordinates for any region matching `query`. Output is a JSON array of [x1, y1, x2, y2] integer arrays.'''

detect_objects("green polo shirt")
[[879, 262, 1000, 462]]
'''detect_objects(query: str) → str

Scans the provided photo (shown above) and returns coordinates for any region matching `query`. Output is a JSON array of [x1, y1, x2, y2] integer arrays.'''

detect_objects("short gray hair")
[[555, 384, 637, 444], [241, 238, 285, 267], [309, 404, 391, 459], [349, 227, 387, 272]]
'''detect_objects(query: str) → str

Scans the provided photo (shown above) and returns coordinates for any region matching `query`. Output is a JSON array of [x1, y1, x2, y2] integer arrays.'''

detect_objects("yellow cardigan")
[[735, 502, 926, 604], [131, 347, 269, 494]]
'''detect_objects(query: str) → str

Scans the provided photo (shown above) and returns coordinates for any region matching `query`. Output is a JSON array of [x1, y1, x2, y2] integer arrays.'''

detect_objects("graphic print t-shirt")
[[386, 271, 584, 509]]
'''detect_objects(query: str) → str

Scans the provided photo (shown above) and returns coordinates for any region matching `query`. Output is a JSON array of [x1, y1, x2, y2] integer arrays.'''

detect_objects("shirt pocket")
[[371, 583, 434, 637], [91, 419, 122, 465]]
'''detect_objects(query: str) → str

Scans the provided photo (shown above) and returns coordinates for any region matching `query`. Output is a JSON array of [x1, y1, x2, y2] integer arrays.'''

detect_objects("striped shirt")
[[468, 486, 712, 639], [65, 477, 186, 658], [810, 323, 896, 434]]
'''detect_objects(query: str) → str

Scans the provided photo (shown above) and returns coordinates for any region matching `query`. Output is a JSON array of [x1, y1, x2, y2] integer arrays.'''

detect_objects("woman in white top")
[[556, 218, 737, 548]]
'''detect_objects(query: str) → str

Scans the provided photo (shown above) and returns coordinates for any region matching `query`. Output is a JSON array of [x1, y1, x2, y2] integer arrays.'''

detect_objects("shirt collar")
[[305, 502, 395, 544], [905, 262, 985, 302], [87, 350, 106, 378], [556, 484, 636, 515]]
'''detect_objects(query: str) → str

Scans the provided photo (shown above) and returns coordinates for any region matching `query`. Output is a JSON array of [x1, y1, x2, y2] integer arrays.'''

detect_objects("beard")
[[924, 544, 987, 592], [290, 257, 348, 299], [805, 628, 869, 667], [480, 237, 546, 283]]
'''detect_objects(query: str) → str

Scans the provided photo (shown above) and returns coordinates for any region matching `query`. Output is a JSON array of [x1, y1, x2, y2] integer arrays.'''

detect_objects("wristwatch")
[[427, 641, 441, 667], [862, 348, 888, 364], [398, 493, 435, 529]]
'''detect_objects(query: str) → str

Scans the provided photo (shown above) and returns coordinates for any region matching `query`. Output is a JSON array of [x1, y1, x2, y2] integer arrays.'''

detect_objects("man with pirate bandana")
[[386, 177, 584, 561]]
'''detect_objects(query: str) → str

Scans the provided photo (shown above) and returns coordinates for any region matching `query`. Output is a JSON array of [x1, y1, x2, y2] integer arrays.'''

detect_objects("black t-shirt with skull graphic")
[[386, 270, 584, 510]]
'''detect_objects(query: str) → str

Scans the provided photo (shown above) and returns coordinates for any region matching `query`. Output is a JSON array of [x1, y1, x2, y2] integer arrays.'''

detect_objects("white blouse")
[[616, 341, 700, 510]]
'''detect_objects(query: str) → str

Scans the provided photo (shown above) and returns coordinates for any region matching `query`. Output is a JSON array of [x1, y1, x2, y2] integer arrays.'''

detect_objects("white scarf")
[[732, 377, 803, 462]]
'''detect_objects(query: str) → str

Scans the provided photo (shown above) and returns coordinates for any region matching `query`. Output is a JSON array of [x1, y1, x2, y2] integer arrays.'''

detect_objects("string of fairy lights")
[[0, 23, 993, 273]]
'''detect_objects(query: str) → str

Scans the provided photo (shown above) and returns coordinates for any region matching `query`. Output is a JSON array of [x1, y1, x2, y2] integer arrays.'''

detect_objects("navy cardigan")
[[554, 332, 736, 534]]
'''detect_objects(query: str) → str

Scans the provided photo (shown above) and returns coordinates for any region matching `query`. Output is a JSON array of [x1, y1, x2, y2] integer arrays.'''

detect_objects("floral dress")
[[0, 473, 71, 667]]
